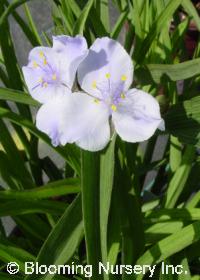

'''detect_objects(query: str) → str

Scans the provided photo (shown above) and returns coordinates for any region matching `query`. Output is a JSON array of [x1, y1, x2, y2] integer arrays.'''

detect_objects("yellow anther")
[[120, 93, 125, 99], [52, 74, 57, 80], [43, 58, 47, 65], [111, 104, 117, 111], [106, 73, 111, 79], [43, 82, 48, 88], [33, 61, 38, 68], [121, 75, 127, 81], [38, 77, 43, 83], [92, 81, 97, 89], [94, 99, 100, 104], [39, 51, 44, 58]]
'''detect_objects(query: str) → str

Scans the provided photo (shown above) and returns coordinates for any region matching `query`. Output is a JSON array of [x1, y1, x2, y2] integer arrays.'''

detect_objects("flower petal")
[[112, 89, 164, 143], [60, 92, 110, 150], [78, 37, 133, 98], [52, 35, 88, 88], [75, 99, 110, 151], [36, 93, 74, 146], [36, 92, 110, 150]]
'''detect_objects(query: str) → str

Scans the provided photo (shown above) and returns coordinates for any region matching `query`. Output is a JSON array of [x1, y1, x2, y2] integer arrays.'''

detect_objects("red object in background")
[[184, 0, 200, 57], [185, 32, 198, 57]]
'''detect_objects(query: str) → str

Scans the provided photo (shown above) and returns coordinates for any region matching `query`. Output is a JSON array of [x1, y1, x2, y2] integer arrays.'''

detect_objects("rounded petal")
[[78, 37, 133, 97], [36, 92, 110, 150], [61, 92, 110, 151], [112, 89, 164, 143], [36, 94, 74, 146], [36, 93, 89, 146], [52, 35, 88, 88], [75, 100, 110, 151]]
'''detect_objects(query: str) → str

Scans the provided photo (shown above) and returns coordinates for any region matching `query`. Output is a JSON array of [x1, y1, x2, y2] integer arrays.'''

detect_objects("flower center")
[[91, 73, 127, 112], [31, 51, 59, 90]]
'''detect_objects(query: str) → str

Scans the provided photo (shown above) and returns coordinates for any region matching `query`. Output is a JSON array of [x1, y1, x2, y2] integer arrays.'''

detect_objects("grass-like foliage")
[[0, 0, 200, 279]]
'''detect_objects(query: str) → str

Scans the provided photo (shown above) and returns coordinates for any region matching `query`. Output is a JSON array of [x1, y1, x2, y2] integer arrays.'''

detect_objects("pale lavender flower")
[[22, 35, 88, 103], [22, 35, 88, 146]]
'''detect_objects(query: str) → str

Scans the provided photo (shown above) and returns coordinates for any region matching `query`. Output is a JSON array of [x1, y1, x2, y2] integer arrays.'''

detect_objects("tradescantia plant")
[[1, 0, 200, 280]]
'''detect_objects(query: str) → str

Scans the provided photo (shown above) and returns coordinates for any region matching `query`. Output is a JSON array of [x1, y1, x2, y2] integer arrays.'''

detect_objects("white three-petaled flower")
[[23, 36, 164, 151]]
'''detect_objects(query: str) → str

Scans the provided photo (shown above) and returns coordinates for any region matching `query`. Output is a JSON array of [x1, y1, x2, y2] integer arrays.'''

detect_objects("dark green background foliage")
[[0, 0, 200, 279]]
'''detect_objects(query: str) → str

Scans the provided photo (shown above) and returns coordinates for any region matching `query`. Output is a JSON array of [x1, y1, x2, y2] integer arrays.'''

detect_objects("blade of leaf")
[[111, 9, 128, 39], [81, 150, 103, 280], [73, 0, 94, 35], [25, 195, 83, 280], [100, 137, 116, 280], [0, 87, 39, 106], [23, 3, 42, 45], [164, 146, 195, 208], [0, 178, 80, 200], [0, 200, 66, 217]]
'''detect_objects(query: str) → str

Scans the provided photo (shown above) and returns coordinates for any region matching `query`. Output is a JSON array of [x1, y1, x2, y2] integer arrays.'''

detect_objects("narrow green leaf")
[[0, 200, 66, 217], [164, 146, 195, 208], [73, 0, 94, 35], [81, 150, 103, 279], [131, 0, 143, 39], [0, 87, 39, 106], [136, 221, 200, 280], [99, 0, 110, 32], [0, 3, 31, 118], [186, 190, 200, 208], [111, 9, 128, 39], [147, 58, 200, 83], [14, 214, 50, 241], [23, 3, 42, 45], [0, 0, 32, 27], [89, 6, 109, 37], [169, 136, 182, 173], [67, 0, 81, 18], [145, 221, 184, 244], [10, 7, 40, 46], [171, 18, 189, 53], [145, 208, 200, 223], [25, 195, 83, 280], [114, 141, 145, 272], [100, 138, 116, 279], [0, 178, 80, 200]]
